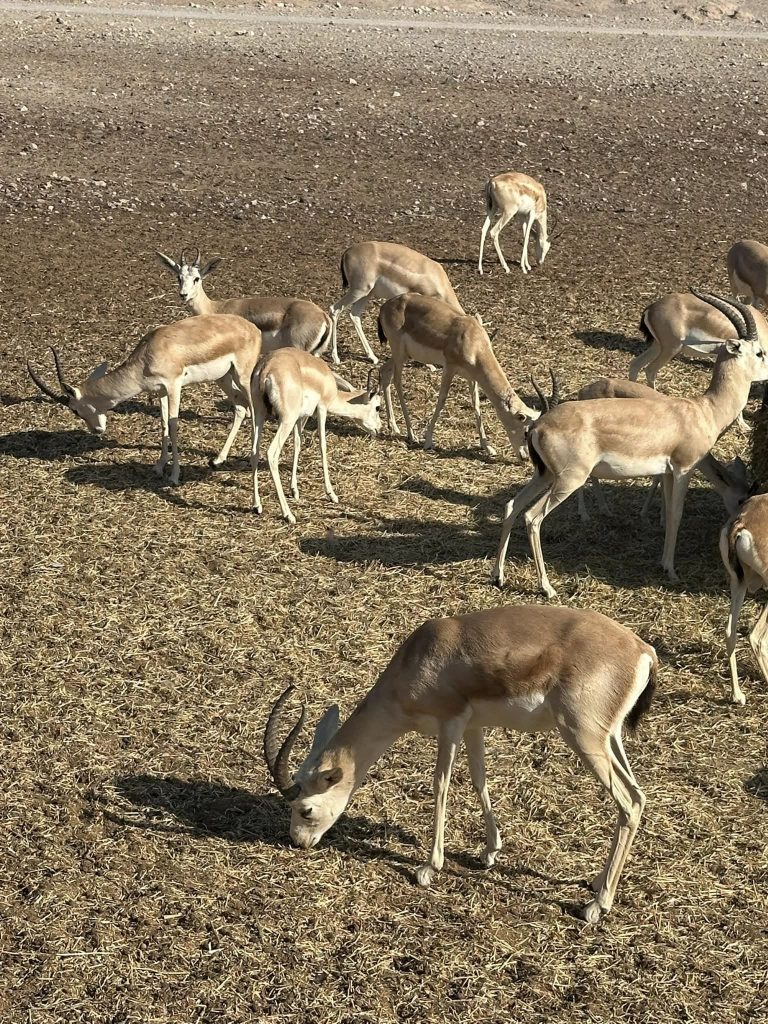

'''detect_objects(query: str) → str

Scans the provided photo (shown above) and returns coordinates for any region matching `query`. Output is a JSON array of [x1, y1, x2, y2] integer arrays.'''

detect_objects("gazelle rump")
[[329, 241, 465, 365], [27, 314, 262, 484], [492, 293, 768, 598], [377, 292, 546, 459], [478, 172, 551, 276], [250, 348, 382, 524], [157, 248, 333, 357], [728, 238, 768, 307], [264, 604, 657, 924], [720, 493, 768, 705]]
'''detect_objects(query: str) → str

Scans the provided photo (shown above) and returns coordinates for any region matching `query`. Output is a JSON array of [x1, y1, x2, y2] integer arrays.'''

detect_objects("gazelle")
[[377, 293, 546, 459], [329, 241, 464, 365], [27, 314, 262, 485], [629, 290, 768, 429], [156, 248, 332, 357], [564, 377, 751, 521], [719, 492, 768, 705], [728, 239, 768, 307], [250, 349, 382, 524], [478, 172, 551, 276], [492, 292, 768, 598], [263, 604, 656, 924]]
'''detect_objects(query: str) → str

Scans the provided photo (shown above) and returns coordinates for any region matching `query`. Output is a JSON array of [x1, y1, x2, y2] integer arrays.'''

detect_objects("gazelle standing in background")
[[478, 172, 551, 276], [727, 239, 768, 307]]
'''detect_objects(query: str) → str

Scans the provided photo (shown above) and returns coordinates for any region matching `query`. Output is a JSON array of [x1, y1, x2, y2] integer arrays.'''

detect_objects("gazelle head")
[[264, 687, 353, 849], [27, 349, 110, 434], [156, 248, 222, 306], [693, 290, 768, 381], [346, 367, 384, 436]]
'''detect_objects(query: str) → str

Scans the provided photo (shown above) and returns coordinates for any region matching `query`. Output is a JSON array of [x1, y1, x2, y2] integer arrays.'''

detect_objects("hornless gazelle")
[[329, 241, 465, 365], [720, 492, 768, 705], [478, 172, 553, 276], [263, 604, 657, 924], [377, 293, 546, 459], [156, 248, 333, 357], [728, 239, 768, 307], [492, 292, 768, 598], [564, 377, 751, 521], [629, 289, 768, 429], [27, 314, 262, 485], [250, 349, 383, 524]]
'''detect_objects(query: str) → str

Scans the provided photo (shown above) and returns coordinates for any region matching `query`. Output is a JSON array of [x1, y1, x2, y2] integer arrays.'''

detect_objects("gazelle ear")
[[200, 258, 222, 278], [309, 706, 340, 756], [65, 383, 82, 401], [156, 251, 179, 273], [474, 312, 484, 326], [725, 338, 743, 356], [86, 361, 109, 383]]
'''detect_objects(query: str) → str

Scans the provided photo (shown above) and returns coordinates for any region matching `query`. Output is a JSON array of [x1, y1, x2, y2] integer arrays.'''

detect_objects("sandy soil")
[[1, 5, 767, 1024]]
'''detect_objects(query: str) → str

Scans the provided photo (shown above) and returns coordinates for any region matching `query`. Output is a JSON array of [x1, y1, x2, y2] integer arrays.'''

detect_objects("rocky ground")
[[1, 4, 767, 1023]]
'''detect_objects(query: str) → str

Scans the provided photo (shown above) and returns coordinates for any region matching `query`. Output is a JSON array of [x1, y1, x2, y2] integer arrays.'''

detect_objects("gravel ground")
[[1, 5, 767, 1024]]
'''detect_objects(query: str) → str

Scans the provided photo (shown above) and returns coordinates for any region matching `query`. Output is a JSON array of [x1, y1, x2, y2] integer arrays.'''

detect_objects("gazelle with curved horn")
[[492, 292, 768, 597], [250, 349, 383, 524], [478, 172, 557, 276], [263, 604, 657, 924], [156, 248, 334, 358], [376, 293, 549, 458], [629, 289, 768, 429], [719, 489, 768, 705], [329, 242, 465, 365], [27, 314, 262, 484], [728, 239, 768, 308]]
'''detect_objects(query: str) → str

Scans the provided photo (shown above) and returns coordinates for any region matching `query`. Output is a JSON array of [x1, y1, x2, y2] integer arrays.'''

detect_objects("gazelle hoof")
[[415, 865, 435, 888], [253, 503, 263, 515], [482, 849, 500, 869], [490, 570, 504, 589], [482, 444, 498, 458], [541, 583, 557, 600], [423, 439, 435, 451], [153, 462, 166, 477], [327, 491, 339, 504], [732, 690, 747, 706], [208, 456, 224, 470], [580, 899, 605, 924], [285, 512, 297, 525], [367, 354, 379, 366]]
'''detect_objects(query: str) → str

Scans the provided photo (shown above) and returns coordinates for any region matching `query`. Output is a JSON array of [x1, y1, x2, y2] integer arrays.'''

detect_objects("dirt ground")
[[1, 3, 768, 1023]]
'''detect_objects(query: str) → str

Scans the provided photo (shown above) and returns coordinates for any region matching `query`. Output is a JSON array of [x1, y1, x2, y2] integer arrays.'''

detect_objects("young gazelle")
[[728, 239, 768, 307], [156, 249, 332, 357], [719, 493, 768, 705], [377, 293, 545, 459], [250, 349, 382, 524], [27, 314, 262, 485], [492, 292, 768, 597], [629, 290, 768, 427], [478, 172, 550, 276], [329, 241, 465, 365], [263, 604, 657, 924]]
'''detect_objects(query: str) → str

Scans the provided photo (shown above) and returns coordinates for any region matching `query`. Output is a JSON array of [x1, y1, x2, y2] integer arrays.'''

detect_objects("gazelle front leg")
[[463, 728, 502, 868], [349, 298, 379, 364], [392, 359, 417, 443], [166, 379, 183, 487], [154, 392, 171, 476], [416, 712, 470, 888], [521, 211, 535, 274], [251, 411, 266, 515], [290, 416, 308, 500], [660, 471, 692, 580], [490, 472, 552, 588], [470, 381, 496, 456], [315, 405, 338, 504], [210, 372, 249, 468]]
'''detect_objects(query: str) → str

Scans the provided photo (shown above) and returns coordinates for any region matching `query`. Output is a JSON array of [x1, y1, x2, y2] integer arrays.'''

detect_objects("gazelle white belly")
[[681, 330, 724, 357], [181, 355, 235, 384], [401, 336, 447, 367], [592, 453, 670, 479], [372, 277, 410, 300], [470, 693, 556, 733]]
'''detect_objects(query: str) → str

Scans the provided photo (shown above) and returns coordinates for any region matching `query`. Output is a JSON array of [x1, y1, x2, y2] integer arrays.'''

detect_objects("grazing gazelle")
[[156, 248, 333, 357], [719, 492, 768, 705], [27, 314, 262, 484], [329, 241, 465, 365], [478, 172, 551, 276], [492, 292, 768, 597], [251, 349, 382, 524], [377, 293, 546, 459], [263, 604, 656, 924], [728, 239, 768, 307], [629, 290, 768, 427]]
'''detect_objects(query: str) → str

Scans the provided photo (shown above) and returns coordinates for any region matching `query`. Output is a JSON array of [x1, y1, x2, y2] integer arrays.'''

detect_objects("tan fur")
[[720, 493, 768, 704], [728, 239, 768, 306], [492, 331, 768, 597], [191, 292, 331, 356], [378, 292, 539, 457], [330, 241, 464, 365], [250, 348, 382, 523], [478, 172, 550, 275], [270, 604, 656, 924], [630, 291, 768, 396]]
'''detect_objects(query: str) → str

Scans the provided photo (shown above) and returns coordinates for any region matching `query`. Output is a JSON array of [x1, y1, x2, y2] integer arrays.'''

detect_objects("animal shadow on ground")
[[300, 475, 728, 596], [64, 462, 248, 514], [572, 329, 640, 356], [0, 428, 128, 461], [745, 768, 768, 802]]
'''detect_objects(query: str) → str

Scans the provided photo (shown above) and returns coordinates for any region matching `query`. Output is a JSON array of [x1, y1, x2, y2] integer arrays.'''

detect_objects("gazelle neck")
[[329, 390, 373, 422], [84, 362, 144, 411], [326, 686, 405, 792], [699, 354, 753, 438], [186, 287, 216, 316]]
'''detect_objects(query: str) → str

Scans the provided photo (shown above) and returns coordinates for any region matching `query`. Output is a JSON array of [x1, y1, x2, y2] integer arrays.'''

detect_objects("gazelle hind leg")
[[521, 211, 535, 274], [416, 711, 470, 888], [154, 393, 170, 476], [423, 367, 455, 450], [464, 728, 502, 868], [349, 297, 378, 364], [628, 340, 661, 384], [166, 379, 183, 486], [489, 212, 515, 273], [266, 415, 300, 524], [290, 416, 308, 500], [478, 214, 492, 275], [724, 570, 748, 705], [211, 372, 248, 467], [251, 411, 266, 514]]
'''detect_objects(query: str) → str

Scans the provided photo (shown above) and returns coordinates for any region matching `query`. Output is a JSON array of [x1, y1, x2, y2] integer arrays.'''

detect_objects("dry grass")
[[1, 13, 768, 1024]]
